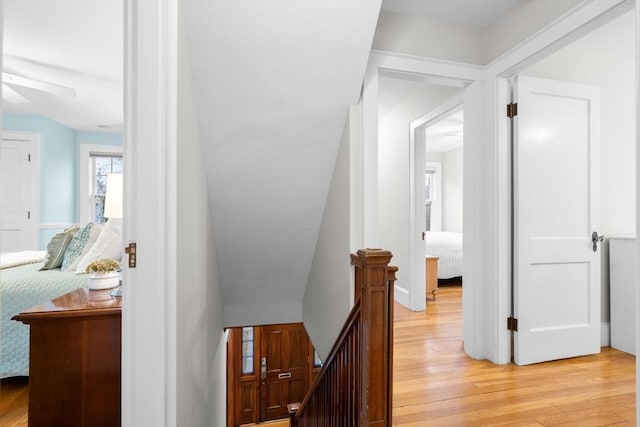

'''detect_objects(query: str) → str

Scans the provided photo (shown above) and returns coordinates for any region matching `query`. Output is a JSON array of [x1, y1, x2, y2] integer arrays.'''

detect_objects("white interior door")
[[0, 132, 38, 251], [513, 75, 601, 366]]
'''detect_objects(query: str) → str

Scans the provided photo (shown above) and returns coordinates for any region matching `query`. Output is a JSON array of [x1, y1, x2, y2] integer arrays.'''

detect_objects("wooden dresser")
[[425, 255, 439, 300], [13, 287, 121, 427]]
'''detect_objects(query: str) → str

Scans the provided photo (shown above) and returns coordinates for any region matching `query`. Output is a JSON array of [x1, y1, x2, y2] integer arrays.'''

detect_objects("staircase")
[[289, 249, 396, 426]]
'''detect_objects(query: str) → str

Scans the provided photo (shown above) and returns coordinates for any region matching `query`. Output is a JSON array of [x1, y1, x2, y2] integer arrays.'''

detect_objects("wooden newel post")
[[350, 248, 394, 426]]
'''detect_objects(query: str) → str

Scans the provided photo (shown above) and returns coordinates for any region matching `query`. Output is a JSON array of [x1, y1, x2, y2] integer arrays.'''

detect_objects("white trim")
[[123, 0, 178, 425], [394, 284, 410, 308], [79, 144, 123, 225], [1, 130, 40, 249], [39, 223, 74, 230], [635, 2, 640, 423], [362, 61, 379, 246]]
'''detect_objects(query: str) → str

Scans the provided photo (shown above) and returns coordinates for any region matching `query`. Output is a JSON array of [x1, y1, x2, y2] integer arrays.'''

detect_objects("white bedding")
[[0, 251, 46, 269], [425, 231, 462, 279]]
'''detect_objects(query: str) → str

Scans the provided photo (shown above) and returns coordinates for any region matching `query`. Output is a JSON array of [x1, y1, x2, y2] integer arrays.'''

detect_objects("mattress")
[[1, 262, 88, 378], [425, 231, 462, 279]]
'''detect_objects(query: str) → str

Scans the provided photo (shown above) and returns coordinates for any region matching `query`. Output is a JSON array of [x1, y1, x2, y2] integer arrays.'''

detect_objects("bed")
[[424, 231, 463, 280], [1, 252, 87, 378]]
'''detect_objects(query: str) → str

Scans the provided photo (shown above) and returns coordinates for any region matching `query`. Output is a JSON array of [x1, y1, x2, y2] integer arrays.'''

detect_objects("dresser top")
[[13, 286, 121, 323]]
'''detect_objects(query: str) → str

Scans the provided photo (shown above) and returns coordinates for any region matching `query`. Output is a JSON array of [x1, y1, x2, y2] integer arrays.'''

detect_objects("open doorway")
[[376, 70, 470, 314], [508, 7, 636, 365], [423, 108, 464, 297]]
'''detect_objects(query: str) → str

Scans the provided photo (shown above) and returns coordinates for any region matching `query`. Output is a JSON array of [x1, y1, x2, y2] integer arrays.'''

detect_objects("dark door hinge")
[[507, 102, 518, 118], [27, 211, 30, 219], [28, 154, 31, 162], [125, 242, 137, 268], [507, 316, 518, 332]]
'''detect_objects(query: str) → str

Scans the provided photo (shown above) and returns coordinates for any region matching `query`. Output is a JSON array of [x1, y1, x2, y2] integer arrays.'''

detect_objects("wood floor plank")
[[392, 284, 636, 426]]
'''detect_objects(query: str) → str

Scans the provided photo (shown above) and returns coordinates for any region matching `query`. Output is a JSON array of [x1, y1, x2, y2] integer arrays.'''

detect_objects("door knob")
[[591, 231, 605, 252]]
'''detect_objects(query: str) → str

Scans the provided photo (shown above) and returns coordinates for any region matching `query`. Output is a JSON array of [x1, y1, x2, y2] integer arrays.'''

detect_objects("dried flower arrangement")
[[85, 259, 121, 274]]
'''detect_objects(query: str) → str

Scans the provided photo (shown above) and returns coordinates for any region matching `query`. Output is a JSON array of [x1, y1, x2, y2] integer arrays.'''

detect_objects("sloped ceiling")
[[182, 1, 381, 325]]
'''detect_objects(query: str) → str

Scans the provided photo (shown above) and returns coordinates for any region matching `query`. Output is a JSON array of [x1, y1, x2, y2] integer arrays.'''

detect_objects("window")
[[425, 170, 436, 231], [313, 349, 323, 368], [241, 327, 254, 375], [91, 154, 123, 224], [424, 162, 442, 232], [79, 144, 123, 225]]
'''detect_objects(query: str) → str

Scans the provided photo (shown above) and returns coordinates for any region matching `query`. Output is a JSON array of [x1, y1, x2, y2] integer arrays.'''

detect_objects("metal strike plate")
[[125, 242, 137, 268]]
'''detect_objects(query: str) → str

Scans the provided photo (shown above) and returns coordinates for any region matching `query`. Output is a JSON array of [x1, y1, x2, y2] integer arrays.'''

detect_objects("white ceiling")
[[425, 110, 464, 153], [2, 0, 123, 132], [381, 0, 521, 27]]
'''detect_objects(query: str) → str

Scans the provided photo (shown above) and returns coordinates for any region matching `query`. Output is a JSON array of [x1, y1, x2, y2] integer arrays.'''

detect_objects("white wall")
[[373, 1, 582, 65], [303, 112, 352, 361], [378, 83, 459, 302], [485, 0, 582, 62], [442, 147, 463, 233], [373, 10, 485, 64], [176, 7, 226, 426], [523, 44, 635, 328], [426, 151, 442, 163]]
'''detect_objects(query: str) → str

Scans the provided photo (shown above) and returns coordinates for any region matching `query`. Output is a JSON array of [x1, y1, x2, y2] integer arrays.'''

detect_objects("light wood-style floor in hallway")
[[393, 283, 636, 426]]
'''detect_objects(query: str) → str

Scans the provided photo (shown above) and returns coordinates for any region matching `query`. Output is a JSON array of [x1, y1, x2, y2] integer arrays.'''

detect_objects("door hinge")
[[28, 154, 31, 162], [27, 211, 30, 219], [507, 316, 518, 332], [125, 242, 137, 268], [507, 102, 518, 118]]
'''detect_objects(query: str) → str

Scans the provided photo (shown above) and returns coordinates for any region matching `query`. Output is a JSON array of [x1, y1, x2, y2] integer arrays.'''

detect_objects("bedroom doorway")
[[407, 89, 467, 314], [423, 107, 464, 290], [376, 70, 472, 314]]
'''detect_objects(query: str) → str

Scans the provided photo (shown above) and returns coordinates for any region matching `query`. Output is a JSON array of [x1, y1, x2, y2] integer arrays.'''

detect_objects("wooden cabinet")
[[426, 256, 439, 300], [13, 287, 121, 427]]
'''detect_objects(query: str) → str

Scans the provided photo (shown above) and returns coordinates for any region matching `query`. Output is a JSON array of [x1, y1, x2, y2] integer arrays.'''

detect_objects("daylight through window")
[[91, 154, 123, 224]]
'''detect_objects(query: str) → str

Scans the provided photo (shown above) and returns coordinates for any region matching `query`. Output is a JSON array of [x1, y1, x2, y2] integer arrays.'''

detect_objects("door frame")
[[0, 130, 40, 249], [408, 92, 464, 312], [362, 0, 635, 363]]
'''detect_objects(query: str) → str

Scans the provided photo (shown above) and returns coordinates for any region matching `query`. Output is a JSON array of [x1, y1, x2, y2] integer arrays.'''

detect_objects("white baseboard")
[[394, 284, 410, 308], [601, 321, 610, 347]]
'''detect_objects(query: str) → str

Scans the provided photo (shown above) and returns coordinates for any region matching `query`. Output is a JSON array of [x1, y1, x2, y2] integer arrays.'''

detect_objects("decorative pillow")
[[61, 223, 103, 272], [75, 219, 123, 274], [40, 226, 79, 270]]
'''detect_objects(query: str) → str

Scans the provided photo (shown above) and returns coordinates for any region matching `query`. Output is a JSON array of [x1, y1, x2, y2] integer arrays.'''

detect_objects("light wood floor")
[[1, 284, 635, 426], [393, 283, 636, 426], [0, 376, 28, 427]]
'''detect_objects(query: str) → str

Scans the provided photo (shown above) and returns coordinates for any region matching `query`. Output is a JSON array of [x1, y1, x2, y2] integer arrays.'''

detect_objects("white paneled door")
[[513, 76, 601, 365], [0, 131, 38, 252]]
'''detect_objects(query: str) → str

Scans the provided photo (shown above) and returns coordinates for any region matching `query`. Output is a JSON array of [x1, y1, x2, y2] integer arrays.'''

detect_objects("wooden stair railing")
[[289, 249, 397, 426]]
